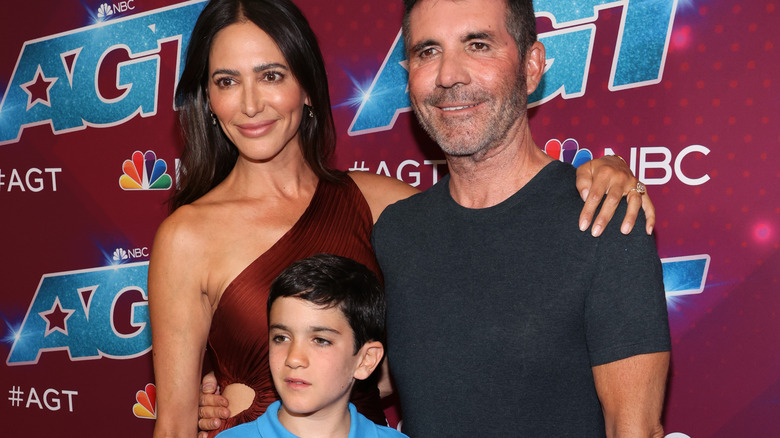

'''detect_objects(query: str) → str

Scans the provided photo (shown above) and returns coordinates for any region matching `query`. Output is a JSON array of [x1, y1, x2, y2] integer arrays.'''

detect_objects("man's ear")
[[525, 41, 546, 95], [353, 341, 384, 381]]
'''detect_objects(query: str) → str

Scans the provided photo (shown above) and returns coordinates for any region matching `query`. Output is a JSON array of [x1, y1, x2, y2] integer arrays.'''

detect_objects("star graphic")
[[21, 65, 58, 110], [39, 297, 75, 337]]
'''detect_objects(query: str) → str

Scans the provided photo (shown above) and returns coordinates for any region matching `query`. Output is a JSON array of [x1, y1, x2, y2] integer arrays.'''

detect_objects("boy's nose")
[[285, 343, 308, 368]]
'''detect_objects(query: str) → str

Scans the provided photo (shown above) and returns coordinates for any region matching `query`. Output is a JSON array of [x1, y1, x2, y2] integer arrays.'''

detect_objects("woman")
[[149, 0, 651, 437]]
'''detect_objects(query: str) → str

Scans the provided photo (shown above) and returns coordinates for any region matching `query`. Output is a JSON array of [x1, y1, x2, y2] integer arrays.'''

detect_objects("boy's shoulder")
[[216, 401, 408, 438], [372, 425, 409, 438], [215, 401, 293, 438], [348, 403, 409, 438], [214, 421, 261, 438]]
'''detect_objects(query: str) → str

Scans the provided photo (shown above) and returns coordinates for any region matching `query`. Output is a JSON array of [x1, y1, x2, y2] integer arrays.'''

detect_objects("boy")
[[217, 253, 407, 438]]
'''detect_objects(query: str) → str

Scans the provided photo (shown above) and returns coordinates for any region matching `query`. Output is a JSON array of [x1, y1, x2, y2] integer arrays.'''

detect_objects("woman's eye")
[[215, 77, 235, 88], [271, 335, 288, 343], [263, 71, 283, 82]]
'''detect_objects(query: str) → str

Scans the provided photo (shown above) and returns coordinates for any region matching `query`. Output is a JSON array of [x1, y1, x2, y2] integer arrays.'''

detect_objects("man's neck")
[[446, 128, 553, 209]]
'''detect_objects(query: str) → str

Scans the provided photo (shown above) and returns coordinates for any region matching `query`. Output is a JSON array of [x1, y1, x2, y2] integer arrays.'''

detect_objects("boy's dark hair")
[[268, 254, 385, 354], [401, 0, 537, 59]]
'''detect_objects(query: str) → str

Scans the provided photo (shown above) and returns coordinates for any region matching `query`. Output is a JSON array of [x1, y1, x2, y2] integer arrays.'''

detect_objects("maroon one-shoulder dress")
[[205, 176, 385, 437]]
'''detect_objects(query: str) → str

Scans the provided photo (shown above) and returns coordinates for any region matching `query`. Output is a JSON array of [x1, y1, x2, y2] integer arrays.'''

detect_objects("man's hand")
[[576, 155, 656, 237], [197, 372, 230, 438]]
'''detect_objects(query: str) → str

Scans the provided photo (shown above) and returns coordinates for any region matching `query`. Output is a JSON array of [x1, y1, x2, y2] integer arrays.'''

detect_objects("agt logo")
[[6, 262, 151, 365], [119, 150, 173, 190], [0, 1, 207, 145], [0, 167, 62, 192], [349, 0, 678, 135]]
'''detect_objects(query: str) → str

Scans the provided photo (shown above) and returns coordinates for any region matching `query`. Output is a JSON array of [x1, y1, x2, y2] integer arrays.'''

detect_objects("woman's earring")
[[307, 105, 314, 118], [210, 112, 217, 126]]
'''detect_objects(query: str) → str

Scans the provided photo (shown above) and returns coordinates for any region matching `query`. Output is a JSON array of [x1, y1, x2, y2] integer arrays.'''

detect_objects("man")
[[370, 0, 670, 436]]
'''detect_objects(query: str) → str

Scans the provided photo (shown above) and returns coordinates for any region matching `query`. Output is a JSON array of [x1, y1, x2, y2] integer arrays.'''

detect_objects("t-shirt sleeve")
[[584, 205, 671, 366]]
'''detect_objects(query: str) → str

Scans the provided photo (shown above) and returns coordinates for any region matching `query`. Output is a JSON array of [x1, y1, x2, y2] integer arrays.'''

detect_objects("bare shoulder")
[[149, 203, 220, 284], [348, 171, 419, 222], [153, 204, 209, 254]]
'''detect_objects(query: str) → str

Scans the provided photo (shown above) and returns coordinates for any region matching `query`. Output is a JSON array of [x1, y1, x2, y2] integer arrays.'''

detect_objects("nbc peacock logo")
[[133, 383, 157, 419], [112, 248, 129, 262], [119, 150, 173, 191], [544, 138, 593, 168], [97, 3, 114, 21]]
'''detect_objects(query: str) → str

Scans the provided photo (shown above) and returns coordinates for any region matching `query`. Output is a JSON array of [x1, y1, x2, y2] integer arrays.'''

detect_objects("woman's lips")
[[236, 119, 276, 137]]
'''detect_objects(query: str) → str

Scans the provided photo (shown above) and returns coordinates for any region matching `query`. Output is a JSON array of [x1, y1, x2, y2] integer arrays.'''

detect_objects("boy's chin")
[[279, 400, 328, 418], [278, 393, 350, 419]]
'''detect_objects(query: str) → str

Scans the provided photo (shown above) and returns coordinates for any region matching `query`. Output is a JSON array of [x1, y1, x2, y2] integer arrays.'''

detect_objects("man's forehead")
[[407, 0, 509, 43]]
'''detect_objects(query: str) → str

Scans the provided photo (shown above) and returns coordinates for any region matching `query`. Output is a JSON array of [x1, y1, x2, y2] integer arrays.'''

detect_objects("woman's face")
[[207, 22, 308, 163]]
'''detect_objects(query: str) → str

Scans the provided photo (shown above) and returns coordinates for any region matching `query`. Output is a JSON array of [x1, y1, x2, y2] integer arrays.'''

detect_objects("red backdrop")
[[1, 0, 777, 436]]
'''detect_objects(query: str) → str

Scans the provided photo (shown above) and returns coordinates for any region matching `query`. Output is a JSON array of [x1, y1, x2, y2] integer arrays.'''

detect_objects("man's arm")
[[592, 352, 670, 438]]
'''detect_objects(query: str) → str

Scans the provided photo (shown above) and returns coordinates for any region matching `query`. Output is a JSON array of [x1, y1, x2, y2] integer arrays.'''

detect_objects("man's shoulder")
[[376, 176, 449, 222]]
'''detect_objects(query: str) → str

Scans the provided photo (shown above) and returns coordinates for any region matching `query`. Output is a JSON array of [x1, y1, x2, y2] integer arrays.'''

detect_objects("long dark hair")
[[170, 0, 341, 211]]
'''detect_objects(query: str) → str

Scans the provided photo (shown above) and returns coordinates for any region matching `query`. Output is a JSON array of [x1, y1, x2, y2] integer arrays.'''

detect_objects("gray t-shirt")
[[372, 161, 670, 437]]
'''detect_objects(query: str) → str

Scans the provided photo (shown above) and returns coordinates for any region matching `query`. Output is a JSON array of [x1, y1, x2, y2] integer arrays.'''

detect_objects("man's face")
[[406, 0, 528, 158]]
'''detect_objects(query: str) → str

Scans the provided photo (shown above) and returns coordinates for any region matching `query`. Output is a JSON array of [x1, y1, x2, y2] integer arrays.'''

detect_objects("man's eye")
[[419, 48, 436, 58], [472, 42, 488, 51]]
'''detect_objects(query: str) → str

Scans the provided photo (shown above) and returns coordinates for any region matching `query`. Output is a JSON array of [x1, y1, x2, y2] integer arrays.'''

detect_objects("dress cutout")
[[205, 176, 384, 437]]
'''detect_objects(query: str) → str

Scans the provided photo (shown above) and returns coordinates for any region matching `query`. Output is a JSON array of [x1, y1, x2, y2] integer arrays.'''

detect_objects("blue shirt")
[[216, 401, 407, 438]]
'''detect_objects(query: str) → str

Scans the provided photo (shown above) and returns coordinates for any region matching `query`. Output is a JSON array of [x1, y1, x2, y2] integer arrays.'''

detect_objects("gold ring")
[[630, 181, 646, 195]]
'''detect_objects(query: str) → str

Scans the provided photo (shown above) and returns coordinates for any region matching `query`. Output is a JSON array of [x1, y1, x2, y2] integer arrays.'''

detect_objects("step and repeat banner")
[[0, 0, 776, 436]]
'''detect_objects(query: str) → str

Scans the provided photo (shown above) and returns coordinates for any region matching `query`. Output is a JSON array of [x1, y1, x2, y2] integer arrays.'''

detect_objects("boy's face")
[[268, 297, 374, 417]]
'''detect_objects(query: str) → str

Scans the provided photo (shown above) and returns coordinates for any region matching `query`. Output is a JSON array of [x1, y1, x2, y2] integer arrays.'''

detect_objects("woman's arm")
[[348, 171, 420, 223], [576, 155, 655, 237], [149, 211, 214, 438]]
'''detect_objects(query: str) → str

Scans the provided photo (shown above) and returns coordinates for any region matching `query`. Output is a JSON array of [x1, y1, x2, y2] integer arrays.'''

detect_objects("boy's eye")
[[313, 337, 331, 346], [271, 334, 289, 343]]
